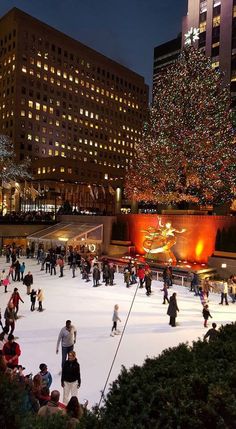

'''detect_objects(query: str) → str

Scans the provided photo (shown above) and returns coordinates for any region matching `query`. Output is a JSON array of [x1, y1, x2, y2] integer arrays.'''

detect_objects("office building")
[[0, 8, 148, 213], [153, 35, 182, 90], [182, 0, 236, 102]]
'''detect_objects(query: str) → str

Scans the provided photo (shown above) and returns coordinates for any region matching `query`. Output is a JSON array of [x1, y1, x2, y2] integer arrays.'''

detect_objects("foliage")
[[2, 324, 236, 428], [126, 47, 236, 206], [98, 323, 236, 429], [0, 135, 30, 183]]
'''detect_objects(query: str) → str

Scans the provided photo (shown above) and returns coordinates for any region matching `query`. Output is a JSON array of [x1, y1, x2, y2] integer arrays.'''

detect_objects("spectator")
[[38, 390, 65, 416], [204, 323, 219, 342], [66, 396, 86, 428], [2, 334, 21, 369], [39, 363, 52, 389]]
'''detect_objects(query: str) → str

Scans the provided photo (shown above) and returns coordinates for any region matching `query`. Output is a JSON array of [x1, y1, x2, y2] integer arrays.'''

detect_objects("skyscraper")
[[0, 8, 148, 213], [182, 0, 235, 102]]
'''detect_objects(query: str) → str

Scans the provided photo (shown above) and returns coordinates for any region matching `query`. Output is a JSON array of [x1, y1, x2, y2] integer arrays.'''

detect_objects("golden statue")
[[142, 218, 186, 263]]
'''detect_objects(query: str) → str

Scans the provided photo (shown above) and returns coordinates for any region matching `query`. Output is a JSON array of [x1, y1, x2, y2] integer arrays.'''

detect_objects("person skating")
[[61, 351, 81, 405], [204, 322, 219, 342], [108, 264, 116, 286], [137, 265, 145, 288], [57, 255, 65, 278], [30, 289, 37, 311], [124, 269, 131, 288], [167, 292, 179, 327], [145, 269, 152, 296], [202, 304, 212, 328], [110, 304, 121, 337], [56, 320, 77, 368], [219, 280, 229, 305], [23, 271, 33, 295], [37, 289, 44, 312], [20, 262, 26, 281], [10, 288, 24, 317], [2, 274, 10, 293], [92, 264, 100, 287], [4, 302, 17, 334], [161, 283, 169, 304]]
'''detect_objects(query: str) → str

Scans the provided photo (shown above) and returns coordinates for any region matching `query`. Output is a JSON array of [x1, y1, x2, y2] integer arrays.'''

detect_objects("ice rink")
[[1, 256, 235, 408]]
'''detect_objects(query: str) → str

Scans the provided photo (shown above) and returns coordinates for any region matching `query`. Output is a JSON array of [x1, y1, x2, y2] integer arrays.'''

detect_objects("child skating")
[[202, 304, 212, 328], [110, 304, 121, 337]]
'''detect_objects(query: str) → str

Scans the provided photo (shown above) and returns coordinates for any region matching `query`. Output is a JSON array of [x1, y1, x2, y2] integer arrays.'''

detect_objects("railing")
[[98, 261, 190, 287]]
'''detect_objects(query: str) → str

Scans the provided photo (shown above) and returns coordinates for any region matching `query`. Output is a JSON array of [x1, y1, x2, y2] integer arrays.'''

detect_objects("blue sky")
[[0, 0, 187, 90]]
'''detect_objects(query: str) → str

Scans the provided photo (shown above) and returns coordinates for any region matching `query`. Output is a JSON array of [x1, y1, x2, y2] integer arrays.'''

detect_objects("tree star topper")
[[185, 27, 200, 46]]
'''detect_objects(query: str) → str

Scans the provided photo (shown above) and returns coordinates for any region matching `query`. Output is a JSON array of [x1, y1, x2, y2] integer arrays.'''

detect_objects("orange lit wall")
[[118, 214, 236, 263]]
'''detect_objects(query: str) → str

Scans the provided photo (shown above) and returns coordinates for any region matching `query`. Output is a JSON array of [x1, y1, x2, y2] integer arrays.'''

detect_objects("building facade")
[[0, 8, 148, 213], [182, 0, 236, 102], [153, 35, 182, 91]]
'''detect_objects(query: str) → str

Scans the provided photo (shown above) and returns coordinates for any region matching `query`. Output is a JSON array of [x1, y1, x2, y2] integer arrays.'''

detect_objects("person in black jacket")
[[61, 351, 81, 405], [23, 271, 33, 295], [167, 293, 179, 327]]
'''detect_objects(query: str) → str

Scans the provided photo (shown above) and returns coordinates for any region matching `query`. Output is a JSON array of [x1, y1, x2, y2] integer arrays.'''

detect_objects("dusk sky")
[[0, 0, 187, 92]]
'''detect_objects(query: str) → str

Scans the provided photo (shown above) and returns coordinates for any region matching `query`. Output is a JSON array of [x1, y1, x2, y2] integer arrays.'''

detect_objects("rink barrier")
[[97, 262, 190, 287]]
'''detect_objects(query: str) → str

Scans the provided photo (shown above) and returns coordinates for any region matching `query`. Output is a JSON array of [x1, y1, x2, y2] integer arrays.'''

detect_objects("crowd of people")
[[0, 210, 55, 224], [1, 243, 234, 426]]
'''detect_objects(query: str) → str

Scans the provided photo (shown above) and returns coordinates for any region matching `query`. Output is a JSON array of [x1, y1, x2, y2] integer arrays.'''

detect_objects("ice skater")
[[37, 288, 44, 312], [202, 304, 212, 328], [110, 304, 121, 337], [161, 283, 169, 304]]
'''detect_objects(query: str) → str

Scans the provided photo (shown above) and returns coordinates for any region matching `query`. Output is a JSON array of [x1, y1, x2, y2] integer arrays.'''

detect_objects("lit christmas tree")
[[0, 134, 30, 182], [126, 47, 236, 206]]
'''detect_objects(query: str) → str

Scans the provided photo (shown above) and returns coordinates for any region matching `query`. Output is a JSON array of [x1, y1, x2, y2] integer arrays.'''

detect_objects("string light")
[[126, 47, 236, 206]]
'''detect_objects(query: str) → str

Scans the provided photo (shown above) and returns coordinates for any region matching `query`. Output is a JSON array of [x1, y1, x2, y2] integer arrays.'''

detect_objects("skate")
[[110, 332, 115, 337], [114, 330, 121, 335]]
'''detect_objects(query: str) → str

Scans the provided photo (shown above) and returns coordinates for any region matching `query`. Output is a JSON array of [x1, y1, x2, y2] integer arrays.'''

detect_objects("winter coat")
[[61, 359, 81, 384], [11, 292, 24, 307], [37, 290, 44, 302], [2, 340, 21, 366], [93, 266, 100, 281], [112, 309, 120, 322], [202, 307, 212, 320], [4, 307, 16, 322], [167, 295, 179, 317], [23, 274, 33, 287], [137, 268, 145, 280], [30, 290, 37, 303]]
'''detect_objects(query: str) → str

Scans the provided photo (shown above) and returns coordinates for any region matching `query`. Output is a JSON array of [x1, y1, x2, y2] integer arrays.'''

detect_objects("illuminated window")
[[21, 110, 26, 117], [43, 105, 47, 112], [28, 111, 32, 118], [213, 16, 220, 27], [37, 60, 41, 68], [57, 69, 61, 76], [50, 67, 55, 73], [55, 150, 59, 156], [37, 168, 41, 174], [36, 102, 40, 110], [22, 66, 27, 73]]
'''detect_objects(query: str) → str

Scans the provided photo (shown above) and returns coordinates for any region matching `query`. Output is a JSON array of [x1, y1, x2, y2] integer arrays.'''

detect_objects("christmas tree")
[[0, 134, 30, 183], [126, 47, 236, 206]]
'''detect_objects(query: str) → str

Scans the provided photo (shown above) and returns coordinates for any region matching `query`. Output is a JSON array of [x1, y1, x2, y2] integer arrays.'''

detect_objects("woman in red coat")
[[10, 288, 24, 317]]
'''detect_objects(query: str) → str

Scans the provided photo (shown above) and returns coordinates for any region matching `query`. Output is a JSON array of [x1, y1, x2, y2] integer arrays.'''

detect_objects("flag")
[[94, 186, 99, 199], [108, 184, 116, 195], [88, 185, 95, 200]]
